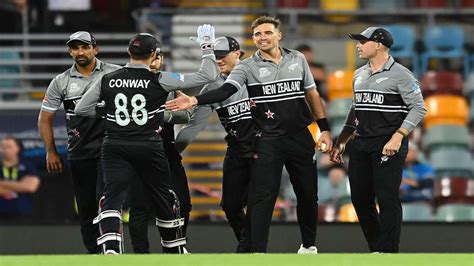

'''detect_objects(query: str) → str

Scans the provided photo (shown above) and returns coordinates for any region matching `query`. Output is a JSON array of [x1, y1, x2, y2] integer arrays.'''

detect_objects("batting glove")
[[190, 24, 215, 51]]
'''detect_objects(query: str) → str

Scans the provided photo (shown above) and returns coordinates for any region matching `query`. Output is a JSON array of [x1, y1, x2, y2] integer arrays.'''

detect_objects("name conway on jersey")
[[226, 48, 315, 138], [100, 67, 168, 142]]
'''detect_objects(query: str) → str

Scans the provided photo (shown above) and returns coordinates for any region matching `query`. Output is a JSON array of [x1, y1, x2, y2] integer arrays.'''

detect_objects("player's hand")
[[382, 132, 403, 156], [165, 91, 197, 111], [330, 142, 346, 164], [46, 151, 64, 174], [317, 131, 333, 154], [190, 24, 215, 50], [150, 54, 163, 72]]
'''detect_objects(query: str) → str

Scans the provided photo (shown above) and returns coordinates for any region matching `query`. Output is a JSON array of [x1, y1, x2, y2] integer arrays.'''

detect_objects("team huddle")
[[37, 15, 426, 255]]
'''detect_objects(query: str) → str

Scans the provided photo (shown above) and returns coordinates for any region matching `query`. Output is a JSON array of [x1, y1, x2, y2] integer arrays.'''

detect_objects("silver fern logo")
[[380, 155, 389, 164]]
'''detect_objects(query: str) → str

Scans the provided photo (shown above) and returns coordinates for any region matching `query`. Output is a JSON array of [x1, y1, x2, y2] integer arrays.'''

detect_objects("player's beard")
[[75, 55, 93, 67]]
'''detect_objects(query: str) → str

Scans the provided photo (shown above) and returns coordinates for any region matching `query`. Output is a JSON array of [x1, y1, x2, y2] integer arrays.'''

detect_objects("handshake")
[[190, 24, 215, 51]]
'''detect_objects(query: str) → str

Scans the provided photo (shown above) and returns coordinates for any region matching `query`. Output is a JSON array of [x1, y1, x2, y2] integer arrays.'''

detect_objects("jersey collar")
[[124, 63, 150, 71], [254, 47, 290, 63], [365, 56, 395, 75]]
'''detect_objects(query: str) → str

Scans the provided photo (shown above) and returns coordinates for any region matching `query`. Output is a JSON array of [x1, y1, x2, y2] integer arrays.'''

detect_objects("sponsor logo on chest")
[[262, 81, 301, 95], [227, 101, 251, 116], [355, 92, 384, 104]]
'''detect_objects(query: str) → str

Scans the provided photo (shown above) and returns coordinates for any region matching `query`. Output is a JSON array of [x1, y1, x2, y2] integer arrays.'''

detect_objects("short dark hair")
[[251, 16, 281, 31], [328, 164, 347, 174], [296, 44, 312, 52], [2, 136, 23, 155]]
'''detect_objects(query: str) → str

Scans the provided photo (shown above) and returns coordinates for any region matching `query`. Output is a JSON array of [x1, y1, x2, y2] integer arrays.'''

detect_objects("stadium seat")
[[423, 95, 469, 129], [318, 176, 333, 203], [320, 0, 359, 23], [465, 73, 474, 96], [337, 203, 359, 222], [421, 71, 464, 97], [435, 203, 474, 222], [327, 70, 354, 101], [420, 25, 470, 78], [461, 0, 474, 7], [327, 98, 352, 120], [318, 203, 337, 222], [278, 0, 309, 7], [430, 147, 473, 177], [402, 202, 434, 221], [384, 25, 420, 77], [423, 125, 470, 152], [329, 118, 347, 138], [434, 177, 474, 205], [362, 0, 402, 9], [415, 0, 449, 8], [0, 51, 21, 100]]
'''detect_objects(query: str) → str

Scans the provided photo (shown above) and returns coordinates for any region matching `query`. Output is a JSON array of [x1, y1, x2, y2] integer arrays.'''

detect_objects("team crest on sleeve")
[[412, 80, 421, 94], [259, 68, 271, 78], [354, 76, 362, 87], [170, 72, 185, 82]]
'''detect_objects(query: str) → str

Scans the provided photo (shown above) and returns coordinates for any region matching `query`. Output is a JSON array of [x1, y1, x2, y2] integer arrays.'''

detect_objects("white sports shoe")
[[183, 247, 190, 254], [104, 250, 119, 255], [297, 244, 318, 254]]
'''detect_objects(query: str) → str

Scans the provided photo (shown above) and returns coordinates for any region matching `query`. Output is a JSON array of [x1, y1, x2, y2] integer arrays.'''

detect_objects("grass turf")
[[1, 254, 473, 266]]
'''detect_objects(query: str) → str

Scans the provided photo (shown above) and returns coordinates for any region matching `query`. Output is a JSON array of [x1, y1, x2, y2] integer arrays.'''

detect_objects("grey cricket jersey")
[[175, 73, 255, 156], [40, 59, 122, 160], [343, 56, 426, 137], [225, 48, 316, 139]]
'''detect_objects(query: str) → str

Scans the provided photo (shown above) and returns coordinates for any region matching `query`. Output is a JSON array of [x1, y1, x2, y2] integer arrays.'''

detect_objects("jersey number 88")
[[114, 93, 148, 126]]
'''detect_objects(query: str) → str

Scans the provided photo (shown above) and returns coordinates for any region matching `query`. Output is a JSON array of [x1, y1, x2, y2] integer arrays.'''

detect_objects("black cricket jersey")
[[226, 48, 316, 139], [346, 56, 426, 137], [100, 67, 168, 143]]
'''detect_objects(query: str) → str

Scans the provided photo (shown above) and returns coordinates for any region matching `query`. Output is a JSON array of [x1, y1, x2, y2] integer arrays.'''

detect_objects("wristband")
[[396, 129, 407, 138], [316, 118, 330, 132]]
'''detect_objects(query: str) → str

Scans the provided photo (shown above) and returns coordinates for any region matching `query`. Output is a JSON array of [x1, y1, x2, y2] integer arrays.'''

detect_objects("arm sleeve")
[[225, 62, 248, 91], [74, 78, 102, 117], [174, 104, 214, 153], [159, 50, 218, 92], [195, 83, 238, 105], [343, 100, 357, 130], [397, 74, 427, 133], [40, 79, 63, 113], [300, 53, 317, 91], [164, 110, 193, 124]]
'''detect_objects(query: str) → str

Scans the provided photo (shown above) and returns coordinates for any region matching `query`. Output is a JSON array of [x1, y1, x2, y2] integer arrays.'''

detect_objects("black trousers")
[[128, 145, 192, 253], [69, 158, 104, 254], [248, 128, 318, 252], [100, 141, 179, 253], [221, 147, 252, 248], [348, 135, 408, 253]]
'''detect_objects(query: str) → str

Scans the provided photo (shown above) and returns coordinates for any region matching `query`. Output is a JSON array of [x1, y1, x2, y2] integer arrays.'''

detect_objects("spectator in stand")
[[326, 164, 351, 204], [400, 142, 434, 202], [296, 44, 327, 100], [0, 137, 41, 219]]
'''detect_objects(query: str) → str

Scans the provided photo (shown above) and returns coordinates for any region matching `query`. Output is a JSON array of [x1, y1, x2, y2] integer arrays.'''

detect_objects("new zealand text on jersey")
[[227, 101, 251, 116], [355, 92, 384, 104], [262, 80, 301, 95], [109, 79, 151, 89]]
